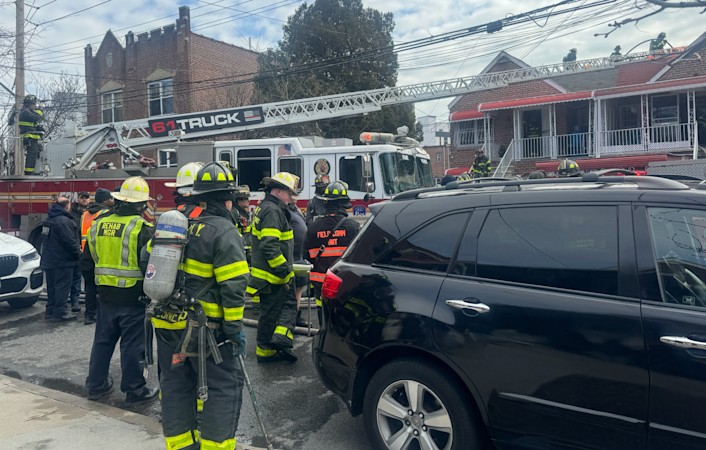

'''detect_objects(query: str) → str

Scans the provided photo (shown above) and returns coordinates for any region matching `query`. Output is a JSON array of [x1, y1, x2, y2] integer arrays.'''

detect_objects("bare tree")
[[598, 0, 706, 37], [32, 71, 87, 140]]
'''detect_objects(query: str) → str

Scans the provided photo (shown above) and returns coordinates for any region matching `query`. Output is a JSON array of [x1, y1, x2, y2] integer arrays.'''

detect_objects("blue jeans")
[[70, 263, 81, 308]]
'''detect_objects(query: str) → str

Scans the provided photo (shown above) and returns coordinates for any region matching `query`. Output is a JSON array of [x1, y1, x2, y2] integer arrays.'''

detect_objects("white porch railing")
[[492, 140, 515, 178], [600, 123, 695, 156], [515, 132, 593, 160]]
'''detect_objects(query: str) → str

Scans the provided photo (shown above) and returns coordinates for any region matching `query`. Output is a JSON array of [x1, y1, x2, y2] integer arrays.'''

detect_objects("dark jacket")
[[304, 209, 360, 285], [247, 193, 294, 294], [18, 107, 43, 140], [472, 155, 491, 175], [234, 204, 251, 247], [288, 203, 307, 262], [147, 202, 248, 347], [40, 204, 81, 269], [305, 196, 327, 224], [83, 205, 154, 306]]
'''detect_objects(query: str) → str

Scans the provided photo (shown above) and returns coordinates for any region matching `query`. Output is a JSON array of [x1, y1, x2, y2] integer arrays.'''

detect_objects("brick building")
[[448, 32, 706, 177], [84, 6, 259, 128]]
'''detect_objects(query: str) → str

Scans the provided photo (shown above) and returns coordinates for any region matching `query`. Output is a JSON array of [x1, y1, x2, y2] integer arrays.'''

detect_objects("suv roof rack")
[[393, 173, 689, 201]]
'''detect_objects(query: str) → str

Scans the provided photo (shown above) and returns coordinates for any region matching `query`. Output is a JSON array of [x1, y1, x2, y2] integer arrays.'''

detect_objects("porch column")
[[513, 109, 522, 160], [594, 98, 602, 158], [483, 115, 491, 161], [641, 94, 650, 152], [689, 90, 698, 159], [549, 103, 557, 159], [588, 100, 594, 157]]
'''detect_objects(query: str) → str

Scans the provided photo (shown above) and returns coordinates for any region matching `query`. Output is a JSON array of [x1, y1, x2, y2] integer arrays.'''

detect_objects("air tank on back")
[[143, 210, 189, 302]]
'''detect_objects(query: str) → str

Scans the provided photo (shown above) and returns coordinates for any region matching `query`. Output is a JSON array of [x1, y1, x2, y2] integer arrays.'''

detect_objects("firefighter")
[[306, 174, 329, 224], [164, 162, 205, 220], [232, 185, 251, 238], [85, 177, 158, 404], [18, 95, 44, 175], [563, 48, 577, 63], [303, 180, 360, 325], [650, 32, 669, 52], [557, 159, 582, 177], [610, 45, 622, 59], [151, 162, 248, 450], [79, 188, 114, 325], [528, 170, 547, 179], [247, 172, 299, 363], [472, 149, 491, 178]]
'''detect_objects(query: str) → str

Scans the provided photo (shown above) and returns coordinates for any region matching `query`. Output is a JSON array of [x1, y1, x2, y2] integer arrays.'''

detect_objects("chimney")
[[179, 5, 190, 20], [85, 44, 93, 59], [125, 31, 134, 45]]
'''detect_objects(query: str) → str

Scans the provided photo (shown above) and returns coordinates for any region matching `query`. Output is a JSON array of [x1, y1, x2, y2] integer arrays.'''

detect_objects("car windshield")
[[379, 152, 435, 195]]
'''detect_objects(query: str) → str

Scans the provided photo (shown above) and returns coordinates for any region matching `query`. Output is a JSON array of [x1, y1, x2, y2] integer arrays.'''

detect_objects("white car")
[[0, 231, 43, 309]]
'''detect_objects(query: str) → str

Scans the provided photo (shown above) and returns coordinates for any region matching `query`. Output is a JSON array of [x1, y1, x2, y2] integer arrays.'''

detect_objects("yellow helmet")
[[113, 177, 153, 203], [262, 172, 300, 197], [165, 162, 204, 188]]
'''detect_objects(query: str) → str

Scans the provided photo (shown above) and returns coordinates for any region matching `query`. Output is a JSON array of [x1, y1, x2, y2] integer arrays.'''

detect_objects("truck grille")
[[0, 277, 26, 295], [0, 255, 19, 277]]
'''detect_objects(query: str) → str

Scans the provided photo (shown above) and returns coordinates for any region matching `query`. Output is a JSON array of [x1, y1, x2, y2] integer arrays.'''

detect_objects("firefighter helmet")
[[188, 162, 236, 195], [528, 170, 547, 179], [262, 172, 299, 197], [233, 185, 250, 199], [23, 95, 37, 105], [557, 159, 581, 177], [317, 180, 350, 201], [314, 174, 330, 188], [166, 162, 204, 188], [113, 177, 153, 203], [570, 48, 577, 53], [658, 32, 666, 38]]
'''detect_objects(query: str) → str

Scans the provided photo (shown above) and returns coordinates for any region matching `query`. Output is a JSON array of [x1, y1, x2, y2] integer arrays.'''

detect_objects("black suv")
[[313, 174, 706, 450]]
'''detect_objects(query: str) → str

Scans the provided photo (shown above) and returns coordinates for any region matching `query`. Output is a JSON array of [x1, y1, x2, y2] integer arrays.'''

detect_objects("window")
[[652, 95, 678, 126], [101, 91, 123, 123], [218, 150, 232, 166], [619, 104, 639, 129], [278, 158, 303, 189], [148, 79, 173, 117], [377, 213, 469, 272], [340, 156, 373, 192], [238, 149, 270, 191], [476, 207, 619, 295], [436, 153, 441, 163], [456, 119, 493, 147], [159, 149, 177, 168], [648, 208, 706, 308]]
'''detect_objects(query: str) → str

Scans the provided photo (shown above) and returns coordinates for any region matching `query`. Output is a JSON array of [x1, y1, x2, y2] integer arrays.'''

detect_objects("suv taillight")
[[322, 270, 343, 299]]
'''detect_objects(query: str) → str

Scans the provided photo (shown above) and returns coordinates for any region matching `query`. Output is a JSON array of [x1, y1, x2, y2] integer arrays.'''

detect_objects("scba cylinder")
[[143, 210, 189, 301]]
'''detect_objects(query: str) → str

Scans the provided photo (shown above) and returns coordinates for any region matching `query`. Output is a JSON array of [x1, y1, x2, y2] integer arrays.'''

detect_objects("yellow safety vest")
[[87, 214, 149, 288]]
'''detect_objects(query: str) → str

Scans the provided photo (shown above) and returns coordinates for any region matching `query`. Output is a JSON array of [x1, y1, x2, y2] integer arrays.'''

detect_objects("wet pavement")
[[0, 298, 372, 450]]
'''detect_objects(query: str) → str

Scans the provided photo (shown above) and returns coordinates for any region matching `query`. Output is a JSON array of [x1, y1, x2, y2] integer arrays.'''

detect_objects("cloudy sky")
[[0, 0, 703, 123]]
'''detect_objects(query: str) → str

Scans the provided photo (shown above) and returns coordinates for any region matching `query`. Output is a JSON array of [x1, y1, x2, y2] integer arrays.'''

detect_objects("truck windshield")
[[379, 152, 435, 195]]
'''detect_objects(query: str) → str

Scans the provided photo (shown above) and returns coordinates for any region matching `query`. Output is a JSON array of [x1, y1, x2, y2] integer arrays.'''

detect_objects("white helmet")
[[262, 172, 300, 197], [165, 162, 205, 188], [113, 176, 153, 203]]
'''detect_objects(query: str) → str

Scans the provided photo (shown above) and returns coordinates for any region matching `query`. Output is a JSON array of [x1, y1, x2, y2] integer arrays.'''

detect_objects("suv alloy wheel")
[[363, 358, 485, 450]]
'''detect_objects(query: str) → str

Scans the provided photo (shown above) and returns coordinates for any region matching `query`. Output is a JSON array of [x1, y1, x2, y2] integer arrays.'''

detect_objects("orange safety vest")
[[80, 210, 106, 250]]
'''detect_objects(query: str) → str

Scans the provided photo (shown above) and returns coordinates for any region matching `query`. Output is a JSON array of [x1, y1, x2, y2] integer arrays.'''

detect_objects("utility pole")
[[14, 0, 25, 176]]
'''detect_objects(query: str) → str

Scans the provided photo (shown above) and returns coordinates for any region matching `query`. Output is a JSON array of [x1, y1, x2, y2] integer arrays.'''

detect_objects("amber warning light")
[[359, 132, 395, 145]]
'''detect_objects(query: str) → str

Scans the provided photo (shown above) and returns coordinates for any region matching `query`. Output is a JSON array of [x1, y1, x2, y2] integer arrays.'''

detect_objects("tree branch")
[[645, 0, 706, 7]]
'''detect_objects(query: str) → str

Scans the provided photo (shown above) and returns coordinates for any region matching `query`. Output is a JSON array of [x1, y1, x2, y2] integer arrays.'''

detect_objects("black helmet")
[[188, 162, 236, 195], [314, 174, 330, 188], [658, 32, 666, 38], [317, 180, 350, 201], [557, 159, 581, 177], [23, 95, 37, 105], [528, 170, 546, 179]]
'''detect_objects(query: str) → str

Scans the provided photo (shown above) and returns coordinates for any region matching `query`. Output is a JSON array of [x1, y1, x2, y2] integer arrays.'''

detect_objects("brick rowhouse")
[[84, 6, 259, 126]]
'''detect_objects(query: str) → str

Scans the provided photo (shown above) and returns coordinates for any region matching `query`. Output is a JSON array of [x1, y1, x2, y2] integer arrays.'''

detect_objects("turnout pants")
[[45, 266, 73, 318], [157, 333, 244, 450], [23, 138, 40, 174], [82, 270, 97, 320], [256, 280, 297, 359], [86, 302, 147, 395]]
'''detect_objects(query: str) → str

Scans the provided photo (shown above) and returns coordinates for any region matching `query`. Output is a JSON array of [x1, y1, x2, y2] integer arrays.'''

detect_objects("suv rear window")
[[476, 206, 619, 296]]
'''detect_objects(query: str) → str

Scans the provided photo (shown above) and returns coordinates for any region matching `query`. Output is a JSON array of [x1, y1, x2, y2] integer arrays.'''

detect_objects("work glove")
[[227, 331, 247, 358]]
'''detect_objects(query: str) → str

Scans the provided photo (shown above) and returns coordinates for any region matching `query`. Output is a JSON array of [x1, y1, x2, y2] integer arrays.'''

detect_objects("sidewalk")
[[0, 374, 263, 450]]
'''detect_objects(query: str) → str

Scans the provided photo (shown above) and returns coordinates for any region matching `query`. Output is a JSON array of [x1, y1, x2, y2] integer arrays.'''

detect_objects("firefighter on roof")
[[18, 95, 44, 175], [151, 162, 248, 450], [247, 172, 299, 363], [650, 32, 669, 52], [304, 180, 360, 324]]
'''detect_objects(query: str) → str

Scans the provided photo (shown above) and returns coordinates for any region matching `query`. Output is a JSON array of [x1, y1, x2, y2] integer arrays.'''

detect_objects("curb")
[[0, 374, 272, 450]]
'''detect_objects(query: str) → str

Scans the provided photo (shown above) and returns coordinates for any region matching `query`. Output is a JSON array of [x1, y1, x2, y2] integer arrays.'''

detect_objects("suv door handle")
[[446, 299, 490, 313], [660, 336, 706, 350]]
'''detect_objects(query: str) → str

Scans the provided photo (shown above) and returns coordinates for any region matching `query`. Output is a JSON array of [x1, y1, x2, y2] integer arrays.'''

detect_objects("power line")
[[38, 0, 111, 25]]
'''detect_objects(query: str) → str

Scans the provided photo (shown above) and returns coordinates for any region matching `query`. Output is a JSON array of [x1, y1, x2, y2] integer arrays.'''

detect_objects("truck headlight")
[[21, 250, 40, 262]]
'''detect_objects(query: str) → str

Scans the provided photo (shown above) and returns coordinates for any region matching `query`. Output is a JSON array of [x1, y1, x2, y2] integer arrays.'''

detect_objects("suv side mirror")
[[362, 154, 373, 179]]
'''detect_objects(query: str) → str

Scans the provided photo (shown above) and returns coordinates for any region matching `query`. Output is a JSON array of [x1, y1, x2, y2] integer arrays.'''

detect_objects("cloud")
[[1, 0, 703, 119]]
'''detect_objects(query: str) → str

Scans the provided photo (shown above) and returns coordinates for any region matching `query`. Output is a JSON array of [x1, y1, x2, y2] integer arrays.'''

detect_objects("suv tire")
[[363, 357, 485, 450], [7, 296, 39, 309]]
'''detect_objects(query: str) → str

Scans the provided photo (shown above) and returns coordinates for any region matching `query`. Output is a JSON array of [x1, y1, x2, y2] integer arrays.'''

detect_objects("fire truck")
[[0, 48, 688, 240]]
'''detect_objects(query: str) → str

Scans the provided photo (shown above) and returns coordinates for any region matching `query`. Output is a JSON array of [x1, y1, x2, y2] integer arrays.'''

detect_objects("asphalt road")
[[0, 297, 373, 450]]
